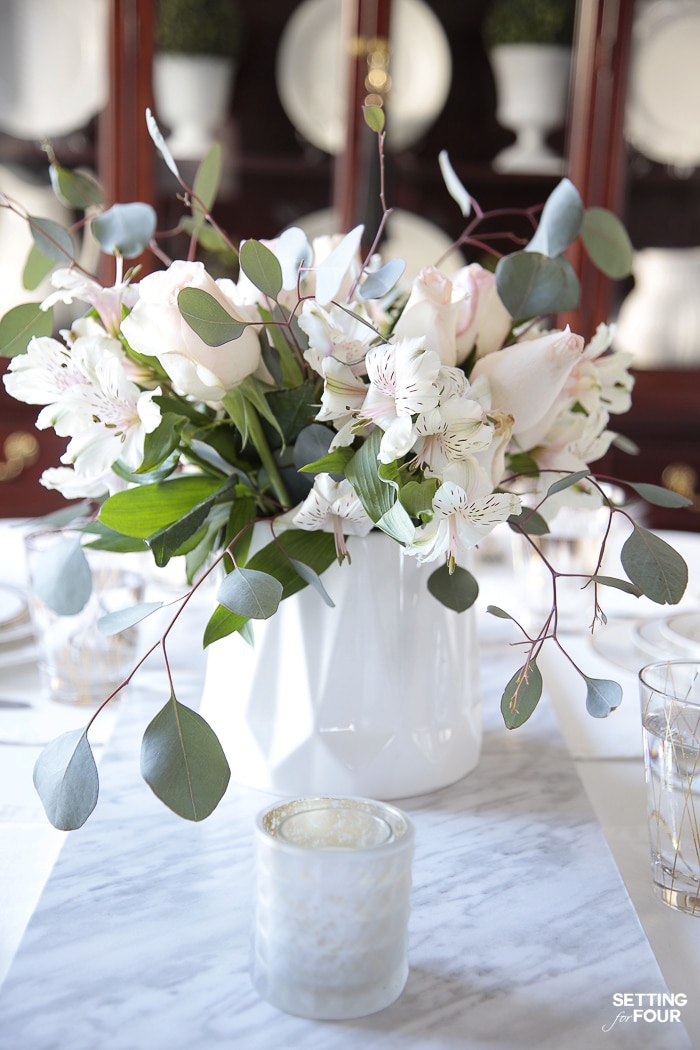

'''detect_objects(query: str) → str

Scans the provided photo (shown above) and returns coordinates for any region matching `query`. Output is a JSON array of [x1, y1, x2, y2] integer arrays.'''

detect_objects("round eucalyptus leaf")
[[526, 178, 583, 258], [427, 563, 479, 613], [92, 202, 157, 258], [496, 251, 580, 320], [217, 567, 283, 619], [141, 699, 230, 821], [33, 728, 99, 830], [33, 536, 92, 616], [584, 675, 622, 718], [501, 661, 543, 729]]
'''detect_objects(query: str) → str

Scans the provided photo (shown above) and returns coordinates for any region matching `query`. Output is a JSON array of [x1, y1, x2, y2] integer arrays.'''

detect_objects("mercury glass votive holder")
[[250, 796, 415, 1019]]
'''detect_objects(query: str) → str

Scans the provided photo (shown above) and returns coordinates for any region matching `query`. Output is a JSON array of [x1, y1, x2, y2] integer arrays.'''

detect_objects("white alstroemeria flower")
[[412, 394, 493, 477], [39, 465, 121, 500], [406, 459, 521, 566], [316, 357, 369, 448], [291, 474, 374, 562], [56, 343, 161, 475], [41, 268, 138, 337], [3, 335, 85, 411], [299, 301, 375, 376], [360, 338, 442, 464]]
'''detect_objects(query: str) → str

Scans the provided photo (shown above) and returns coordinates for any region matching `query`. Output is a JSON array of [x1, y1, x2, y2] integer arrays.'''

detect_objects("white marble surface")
[[0, 524, 698, 1048], [0, 662, 693, 1049]]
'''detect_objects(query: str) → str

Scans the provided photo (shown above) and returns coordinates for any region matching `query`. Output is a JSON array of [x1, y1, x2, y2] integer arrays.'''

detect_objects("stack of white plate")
[[0, 584, 36, 670]]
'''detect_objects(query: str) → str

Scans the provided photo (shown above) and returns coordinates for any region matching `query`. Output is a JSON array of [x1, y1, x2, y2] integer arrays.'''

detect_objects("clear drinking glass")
[[640, 660, 700, 916], [250, 796, 415, 1019], [24, 529, 144, 706]]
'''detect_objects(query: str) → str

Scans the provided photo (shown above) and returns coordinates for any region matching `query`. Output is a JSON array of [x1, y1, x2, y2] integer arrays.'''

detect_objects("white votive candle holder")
[[250, 796, 415, 1019]]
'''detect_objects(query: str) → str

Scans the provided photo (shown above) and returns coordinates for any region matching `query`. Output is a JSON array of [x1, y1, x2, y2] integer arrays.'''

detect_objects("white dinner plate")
[[0, 0, 108, 139], [0, 585, 27, 632], [625, 0, 700, 167], [276, 0, 452, 154], [657, 610, 700, 655]]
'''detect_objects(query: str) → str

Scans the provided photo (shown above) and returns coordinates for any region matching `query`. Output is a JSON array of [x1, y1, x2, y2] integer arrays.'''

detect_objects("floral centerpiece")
[[0, 109, 690, 829]]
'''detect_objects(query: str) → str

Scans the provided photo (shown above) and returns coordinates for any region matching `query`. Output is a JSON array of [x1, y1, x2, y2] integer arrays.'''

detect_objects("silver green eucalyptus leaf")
[[29, 216, 75, 265], [178, 287, 247, 345], [621, 525, 688, 605], [545, 469, 590, 499], [217, 567, 284, 619], [428, 563, 479, 613], [192, 143, 222, 228], [239, 239, 283, 300], [92, 202, 157, 258], [141, 698, 230, 821], [33, 728, 99, 830], [584, 675, 622, 718], [0, 302, 53, 357], [526, 178, 583, 258], [49, 162, 104, 209], [624, 481, 693, 509], [495, 251, 580, 320], [358, 258, 406, 300], [22, 244, 57, 291], [33, 536, 92, 615], [501, 660, 543, 729], [289, 558, 335, 607], [97, 601, 164, 636], [580, 207, 634, 279]]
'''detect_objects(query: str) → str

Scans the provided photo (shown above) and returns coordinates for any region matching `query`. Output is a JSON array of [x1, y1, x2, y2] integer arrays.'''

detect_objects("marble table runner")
[[0, 660, 692, 1050]]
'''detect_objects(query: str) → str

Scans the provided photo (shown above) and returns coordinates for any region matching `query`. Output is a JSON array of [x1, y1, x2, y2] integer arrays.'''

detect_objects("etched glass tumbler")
[[250, 796, 414, 1019], [640, 660, 700, 916]]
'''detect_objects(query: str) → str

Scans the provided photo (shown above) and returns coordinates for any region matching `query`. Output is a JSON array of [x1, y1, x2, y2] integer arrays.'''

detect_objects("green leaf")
[[363, 104, 385, 133], [584, 675, 622, 718], [97, 601, 164, 636], [258, 305, 304, 387], [141, 698, 230, 821], [508, 507, 550, 536], [146, 479, 236, 567], [239, 239, 283, 300], [625, 481, 693, 509], [137, 412, 183, 473], [203, 530, 336, 646], [580, 207, 634, 279], [80, 522, 150, 554], [526, 178, 583, 257], [217, 567, 283, 619], [438, 149, 471, 216], [29, 216, 75, 265], [501, 661, 543, 729], [99, 476, 223, 537], [590, 574, 642, 597], [399, 477, 439, 520], [33, 729, 99, 830], [496, 251, 580, 319], [545, 469, 590, 499], [33, 536, 92, 615], [621, 525, 688, 605], [192, 143, 222, 231], [487, 605, 518, 620], [178, 287, 247, 346], [22, 244, 56, 291], [345, 428, 394, 523], [0, 302, 53, 357], [428, 564, 479, 613], [376, 500, 416, 544], [507, 451, 540, 478], [298, 446, 354, 476], [91, 202, 157, 258], [49, 162, 104, 209]]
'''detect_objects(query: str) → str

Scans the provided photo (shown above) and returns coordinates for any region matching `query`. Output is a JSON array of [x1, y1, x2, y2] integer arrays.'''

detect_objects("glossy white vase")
[[153, 54, 235, 160], [199, 532, 482, 799], [490, 44, 571, 174]]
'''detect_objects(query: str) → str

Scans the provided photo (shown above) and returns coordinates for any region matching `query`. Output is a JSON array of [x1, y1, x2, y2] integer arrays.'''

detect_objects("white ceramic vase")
[[153, 54, 235, 160], [489, 43, 571, 174], [199, 532, 482, 799]]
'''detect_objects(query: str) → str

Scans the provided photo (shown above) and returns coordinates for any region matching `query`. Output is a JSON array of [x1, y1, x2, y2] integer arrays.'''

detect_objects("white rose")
[[471, 327, 584, 450], [392, 267, 466, 366], [121, 260, 261, 404], [452, 263, 512, 363]]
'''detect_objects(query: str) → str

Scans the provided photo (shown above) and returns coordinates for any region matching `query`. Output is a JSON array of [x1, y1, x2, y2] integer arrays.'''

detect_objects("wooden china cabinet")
[[1, 0, 698, 530]]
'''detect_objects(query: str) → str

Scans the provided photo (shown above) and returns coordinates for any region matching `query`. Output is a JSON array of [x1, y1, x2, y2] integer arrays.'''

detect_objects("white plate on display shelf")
[[625, 0, 700, 168], [276, 0, 452, 154]]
